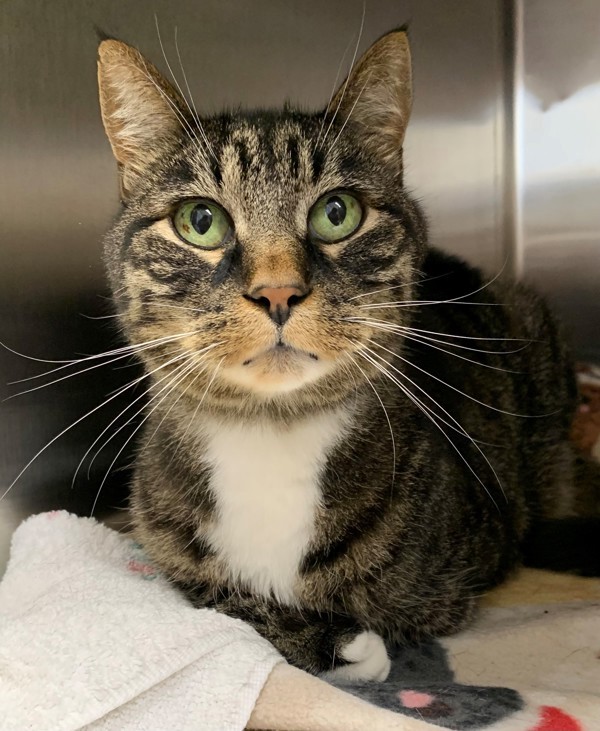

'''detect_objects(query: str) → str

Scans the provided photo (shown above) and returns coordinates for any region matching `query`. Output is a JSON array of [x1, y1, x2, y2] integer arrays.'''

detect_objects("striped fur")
[[97, 31, 595, 679]]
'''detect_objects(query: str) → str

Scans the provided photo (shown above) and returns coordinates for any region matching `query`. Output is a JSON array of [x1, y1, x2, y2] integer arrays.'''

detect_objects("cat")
[[96, 29, 598, 681]]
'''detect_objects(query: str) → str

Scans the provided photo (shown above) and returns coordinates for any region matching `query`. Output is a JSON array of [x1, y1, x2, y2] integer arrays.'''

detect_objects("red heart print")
[[530, 705, 581, 731]]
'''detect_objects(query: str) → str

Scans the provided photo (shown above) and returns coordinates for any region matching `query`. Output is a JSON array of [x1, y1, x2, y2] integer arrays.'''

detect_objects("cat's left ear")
[[97, 39, 188, 199], [328, 29, 412, 167]]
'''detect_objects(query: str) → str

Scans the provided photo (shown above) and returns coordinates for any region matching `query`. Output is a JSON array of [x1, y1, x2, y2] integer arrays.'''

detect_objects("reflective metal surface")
[[515, 0, 600, 362], [0, 0, 597, 572]]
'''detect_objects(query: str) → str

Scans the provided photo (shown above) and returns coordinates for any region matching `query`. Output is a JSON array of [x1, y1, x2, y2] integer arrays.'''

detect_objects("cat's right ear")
[[97, 40, 187, 200]]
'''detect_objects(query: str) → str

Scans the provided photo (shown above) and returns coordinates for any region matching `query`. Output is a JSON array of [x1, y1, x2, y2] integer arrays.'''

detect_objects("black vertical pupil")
[[190, 204, 213, 235], [325, 196, 346, 226]]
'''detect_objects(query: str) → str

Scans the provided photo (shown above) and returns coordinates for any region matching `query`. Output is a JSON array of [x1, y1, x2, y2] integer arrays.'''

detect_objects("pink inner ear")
[[398, 689, 434, 708]]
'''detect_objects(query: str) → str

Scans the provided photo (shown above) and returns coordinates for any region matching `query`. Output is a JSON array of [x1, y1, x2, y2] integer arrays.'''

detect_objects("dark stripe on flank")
[[301, 500, 385, 571], [144, 511, 210, 565], [175, 580, 214, 606]]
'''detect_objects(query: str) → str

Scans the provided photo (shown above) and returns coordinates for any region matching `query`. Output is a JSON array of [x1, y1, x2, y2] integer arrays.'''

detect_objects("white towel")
[[0, 511, 283, 731]]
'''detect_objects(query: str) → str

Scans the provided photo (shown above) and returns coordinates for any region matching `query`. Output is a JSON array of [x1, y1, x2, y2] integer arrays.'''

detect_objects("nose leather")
[[247, 285, 307, 326]]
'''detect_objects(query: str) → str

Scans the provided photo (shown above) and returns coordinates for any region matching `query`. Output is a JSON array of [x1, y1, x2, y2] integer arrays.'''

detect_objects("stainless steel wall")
[[0, 0, 597, 571], [515, 0, 600, 362]]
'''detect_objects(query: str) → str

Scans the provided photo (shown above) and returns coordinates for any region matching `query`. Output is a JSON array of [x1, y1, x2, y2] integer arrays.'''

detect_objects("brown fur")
[[97, 30, 598, 676]]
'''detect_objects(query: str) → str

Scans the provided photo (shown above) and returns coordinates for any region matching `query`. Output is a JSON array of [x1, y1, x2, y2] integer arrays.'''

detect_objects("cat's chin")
[[221, 346, 336, 395]]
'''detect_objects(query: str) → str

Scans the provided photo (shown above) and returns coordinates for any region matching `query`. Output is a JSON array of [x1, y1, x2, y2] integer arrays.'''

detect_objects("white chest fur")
[[199, 408, 349, 604]]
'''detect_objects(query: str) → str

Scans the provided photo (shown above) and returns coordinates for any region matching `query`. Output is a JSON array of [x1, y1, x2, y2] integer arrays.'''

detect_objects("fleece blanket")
[[248, 569, 600, 731], [321, 569, 600, 730], [0, 511, 282, 731], [0, 511, 598, 731]]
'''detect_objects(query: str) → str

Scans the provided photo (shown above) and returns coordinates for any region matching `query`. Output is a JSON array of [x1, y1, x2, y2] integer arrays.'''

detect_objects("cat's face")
[[99, 32, 426, 411]]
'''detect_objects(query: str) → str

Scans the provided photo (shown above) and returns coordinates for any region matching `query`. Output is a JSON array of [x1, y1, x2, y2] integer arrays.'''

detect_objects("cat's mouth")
[[241, 343, 319, 367], [220, 341, 332, 395]]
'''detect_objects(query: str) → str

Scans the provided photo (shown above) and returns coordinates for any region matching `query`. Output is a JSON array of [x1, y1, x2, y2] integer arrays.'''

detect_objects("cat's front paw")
[[324, 630, 391, 682]]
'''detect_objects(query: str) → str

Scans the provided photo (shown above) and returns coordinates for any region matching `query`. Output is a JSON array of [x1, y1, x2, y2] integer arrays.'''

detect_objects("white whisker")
[[326, 71, 372, 154], [7, 349, 161, 401], [361, 341, 501, 447], [90, 353, 203, 516], [141, 349, 222, 455], [154, 16, 217, 162], [362, 342, 506, 502], [354, 347, 501, 510], [142, 363, 208, 455], [87, 354, 197, 481], [358, 259, 510, 310], [6, 330, 199, 389], [72, 345, 219, 488], [370, 338, 555, 419], [397, 324, 533, 344], [80, 312, 122, 320], [315, 31, 355, 150], [136, 57, 205, 157], [0, 340, 77, 366], [318, 0, 366, 151], [173, 25, 218, 161], [166, 356, 224, 468], [396, 331, 524, 374], [347, 272, 452, 301], [359, 300, 504, 310], [345, 350, 396, 498], [344, 317, 529, 356], [0, 344, 194, 502], [141, 301, 207, 314]]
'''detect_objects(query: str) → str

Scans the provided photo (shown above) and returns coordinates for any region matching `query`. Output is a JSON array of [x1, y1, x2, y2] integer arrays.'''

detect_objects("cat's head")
[[98, 30, 427, 415]]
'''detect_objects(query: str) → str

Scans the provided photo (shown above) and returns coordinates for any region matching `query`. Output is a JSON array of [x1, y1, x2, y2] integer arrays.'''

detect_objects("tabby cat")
[[97, 29, 597, 681]]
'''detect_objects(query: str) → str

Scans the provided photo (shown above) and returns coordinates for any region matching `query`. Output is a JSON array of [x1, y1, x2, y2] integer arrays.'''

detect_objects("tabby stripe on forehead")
[[287, 136, 300, 179], [170, 156, 196, 186], [209, 154, 223, 187], [235, 139, 251, 179], [311, 145, 325, 183]]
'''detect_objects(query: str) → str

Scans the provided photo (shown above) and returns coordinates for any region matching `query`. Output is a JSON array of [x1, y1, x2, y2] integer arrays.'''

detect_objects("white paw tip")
[[325, 630, 391, 682]]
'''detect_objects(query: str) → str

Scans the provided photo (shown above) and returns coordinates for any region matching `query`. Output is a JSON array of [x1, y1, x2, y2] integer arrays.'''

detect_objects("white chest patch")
[[199, 408, 349, 603]]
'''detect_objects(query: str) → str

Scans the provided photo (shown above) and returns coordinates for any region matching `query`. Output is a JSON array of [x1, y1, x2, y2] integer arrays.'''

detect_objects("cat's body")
[[97, 31, 597, 680], [130, 248, 577, 677]]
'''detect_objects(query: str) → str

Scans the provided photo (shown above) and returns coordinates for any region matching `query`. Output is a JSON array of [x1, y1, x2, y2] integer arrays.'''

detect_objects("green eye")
[[309, 191, 363, 243], [173, 199, 232, 249]]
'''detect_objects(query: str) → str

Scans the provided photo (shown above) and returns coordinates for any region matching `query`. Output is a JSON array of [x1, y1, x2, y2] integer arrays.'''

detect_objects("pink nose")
[[246, 285, 308, 326]]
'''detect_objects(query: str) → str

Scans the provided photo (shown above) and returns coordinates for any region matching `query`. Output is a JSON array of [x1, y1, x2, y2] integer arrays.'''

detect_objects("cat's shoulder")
[[420, 247, 548, 311]]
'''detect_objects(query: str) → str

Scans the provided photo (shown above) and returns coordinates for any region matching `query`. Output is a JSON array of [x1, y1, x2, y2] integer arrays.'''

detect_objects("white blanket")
[[3, 511, 599, 731], [0, 512, 282, 731]]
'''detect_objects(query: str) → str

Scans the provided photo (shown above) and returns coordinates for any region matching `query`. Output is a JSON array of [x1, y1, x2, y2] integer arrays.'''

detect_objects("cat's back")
[[415, 248, 576, 418], [407, 248, 578, 518]]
